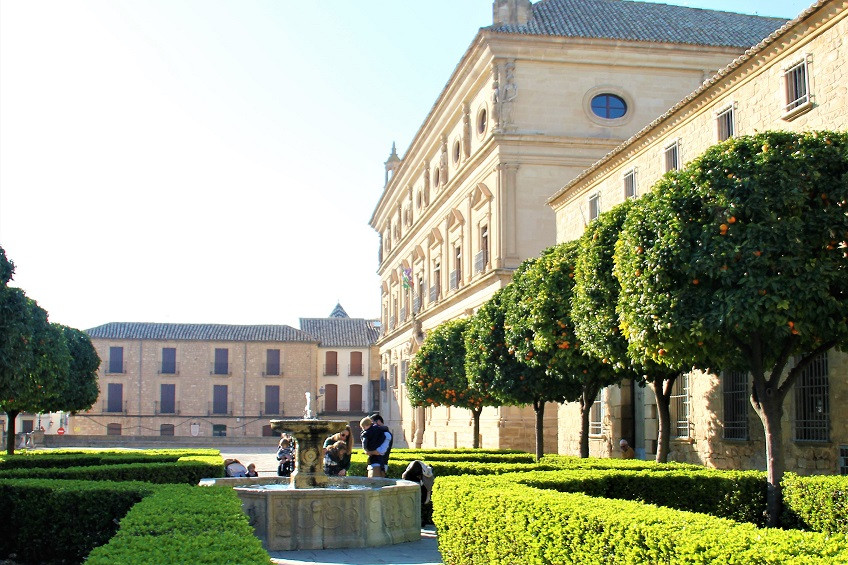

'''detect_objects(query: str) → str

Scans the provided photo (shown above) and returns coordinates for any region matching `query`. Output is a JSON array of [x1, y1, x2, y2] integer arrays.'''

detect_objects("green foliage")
[[615, 131, 848, 371], [434, 474, 848, 565], [54, 325, 101, 412], [0, 479, 155, 563], [465, 287, 532, 405], [407, 318, 498, 411], [573, 199, 635, 370], [0, 455, 224, 484], [85, 485, 270, 565], [502, 244, 584, 404], [0, 448, 221, 470], [782, 473, 848, 534]]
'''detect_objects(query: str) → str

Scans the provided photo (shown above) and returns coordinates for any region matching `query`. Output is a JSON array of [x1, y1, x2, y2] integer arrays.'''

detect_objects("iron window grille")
[[664, 141, 680, 172], [716, 105, 735, 141], [840, 446, 848, 475], [589, 388, 604, 436], [784, 58, 810, 112], [670, 374, 691, 439], [723, 370, 749, 440], [588, 193, 600, 222], [794, 352, 829, 442], [623, 170, 637, 200]]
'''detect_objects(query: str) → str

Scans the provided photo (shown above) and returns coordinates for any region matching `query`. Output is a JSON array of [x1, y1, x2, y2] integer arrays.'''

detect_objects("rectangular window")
[[589, 388, 604, 436], [160, 424, 175, 436], [212, 424, 227, 437], [450, 245, 462, 290], [784, 58, 810, 113], [161, 347, 176, 374], [840, 446, 848, 475], [664, 141, 680, 172], [109, 346, 124, 374], [401, 359, 409, 385], [794, 352, 829, 442], [723, 370, 749, 440], [390, 365, 398, 388], [588, 193, 600, 222], [476, 225, 490, 274], [716, 105, 735, 141], [430, 260, 441, 302], [106, 423, 122, 436], [670, 374, 691, 439], [623, 170, 637, 199], [325, 351, 338, 376], [212, 384, 228, 415], [350, 351, 363, 376], [213, 348, 229, 375], [266, 349, 281, 376], [264, 385, 280, 416], [160, 384, 176, 414], [106, 383, 123, 413]]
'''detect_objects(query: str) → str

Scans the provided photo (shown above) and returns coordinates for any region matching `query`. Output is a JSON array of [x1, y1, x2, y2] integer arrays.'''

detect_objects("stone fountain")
[[201, 395, 420, 551]]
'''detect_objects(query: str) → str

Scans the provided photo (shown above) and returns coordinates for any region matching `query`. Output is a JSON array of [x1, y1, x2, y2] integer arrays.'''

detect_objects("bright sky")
[[0, 0, 815, 332]]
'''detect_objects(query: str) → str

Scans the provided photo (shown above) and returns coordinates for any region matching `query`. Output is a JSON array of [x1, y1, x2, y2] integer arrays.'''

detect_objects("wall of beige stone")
[[550, 2, 848, 473], [73, 339, 316, 438]]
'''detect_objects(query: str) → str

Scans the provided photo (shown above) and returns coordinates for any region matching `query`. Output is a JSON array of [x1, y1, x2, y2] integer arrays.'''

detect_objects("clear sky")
[[0, 0, 815, 332]]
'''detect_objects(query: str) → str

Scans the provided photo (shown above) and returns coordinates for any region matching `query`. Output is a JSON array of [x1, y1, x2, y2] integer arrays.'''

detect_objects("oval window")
[[477, 108, 488, 134], [453, 140, 461, 164], [590, 94, 627, 119], [433, 166, 440, 187]]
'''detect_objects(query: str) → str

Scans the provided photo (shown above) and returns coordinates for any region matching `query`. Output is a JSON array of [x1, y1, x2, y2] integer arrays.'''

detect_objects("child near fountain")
[[359, 416, 387, 478], [276, 436, 295, 477], [323, 440, 349, 476]]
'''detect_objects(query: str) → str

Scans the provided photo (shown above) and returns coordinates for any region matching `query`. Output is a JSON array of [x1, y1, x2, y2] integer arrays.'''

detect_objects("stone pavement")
[[219, 446, 444, 565]]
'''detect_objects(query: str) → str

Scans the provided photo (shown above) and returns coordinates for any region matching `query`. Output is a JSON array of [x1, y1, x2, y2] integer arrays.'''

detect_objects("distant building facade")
[[76, 323, 318, 438], [370, 0, 785, 450], [300, 303, 381, 418], [548, 0, 848, 473]]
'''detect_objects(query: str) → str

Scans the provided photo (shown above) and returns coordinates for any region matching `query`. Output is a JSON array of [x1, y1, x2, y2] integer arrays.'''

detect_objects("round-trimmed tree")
[[407, 318, 497, 448], [615, 131, 848, 525]]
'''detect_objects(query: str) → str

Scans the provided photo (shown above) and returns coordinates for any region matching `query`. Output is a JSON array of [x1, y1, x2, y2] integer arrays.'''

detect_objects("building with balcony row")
[[370, 0, 787, 452], [49, 305, 380, 438]]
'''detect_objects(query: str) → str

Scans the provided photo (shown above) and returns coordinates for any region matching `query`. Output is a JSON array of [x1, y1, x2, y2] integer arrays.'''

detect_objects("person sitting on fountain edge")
[[359, 416, 387, 478], [368, 413, 393, 478], [323, 440, 349, 476]]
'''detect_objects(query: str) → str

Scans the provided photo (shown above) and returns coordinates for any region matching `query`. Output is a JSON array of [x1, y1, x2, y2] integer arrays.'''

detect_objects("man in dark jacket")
[[368, 413, 393, 477]]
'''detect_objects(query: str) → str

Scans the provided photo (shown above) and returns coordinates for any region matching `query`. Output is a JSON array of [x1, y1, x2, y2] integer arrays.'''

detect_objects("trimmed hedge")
[[518, 469, 766, 525], [434, 475, 848, 564], [0, 456, 224, 484], [0, 479, 156, 563], [782, 473, 848, 534], [0, 449, 220, 470], [85, 485, 269, 565]]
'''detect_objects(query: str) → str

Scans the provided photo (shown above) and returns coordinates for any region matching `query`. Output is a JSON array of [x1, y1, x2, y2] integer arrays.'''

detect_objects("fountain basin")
[[202, 476, 421, 550]]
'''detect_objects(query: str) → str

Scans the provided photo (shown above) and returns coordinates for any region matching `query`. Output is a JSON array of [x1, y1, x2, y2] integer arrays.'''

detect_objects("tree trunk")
[[751, 374, 787, 527], [472, 408, 482, 449], [579, 384, 601, 458], [653, 376, 677, 463], [533, 399, 545, 462], [5, 409, 19, 455]]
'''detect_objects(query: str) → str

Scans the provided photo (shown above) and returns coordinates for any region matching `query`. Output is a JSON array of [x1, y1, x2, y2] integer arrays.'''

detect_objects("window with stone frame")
[[670, 374, 691, 439], [716, 105, 735, 141], [589, 388, 604, 436], [784, 57, 810, 113], [664, 140, 680, 172], [794, 351, 829, 442], [723, 370, 749, 440], [623, 169, 637, 200], [588, 193, 601, 222]]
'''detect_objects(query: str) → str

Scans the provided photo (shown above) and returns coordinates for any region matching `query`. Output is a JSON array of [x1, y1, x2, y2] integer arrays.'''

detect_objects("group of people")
[[224, 458, 259, 478]]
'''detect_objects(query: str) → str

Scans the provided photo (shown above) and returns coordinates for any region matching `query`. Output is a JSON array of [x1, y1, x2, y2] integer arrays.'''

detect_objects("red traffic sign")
[[57, 427, 65, 435]]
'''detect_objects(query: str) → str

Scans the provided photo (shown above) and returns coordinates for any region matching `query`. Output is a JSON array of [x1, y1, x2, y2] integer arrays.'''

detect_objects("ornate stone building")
[[370, 0, 785, 450], [548, 0, 848, 473]]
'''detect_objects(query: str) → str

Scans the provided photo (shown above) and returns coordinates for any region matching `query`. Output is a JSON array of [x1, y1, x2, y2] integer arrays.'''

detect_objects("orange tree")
[[574, 199, 679, 462], [406, 318, 498, 448], [0, 247, 70, 453], [615, 131, 848, 525], [464, 286, 530, 444], [503, 242, 608, 460]]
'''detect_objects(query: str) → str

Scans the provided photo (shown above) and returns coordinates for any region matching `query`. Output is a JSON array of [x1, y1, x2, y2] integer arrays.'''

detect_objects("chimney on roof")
[[493, 0, 532, 27]]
